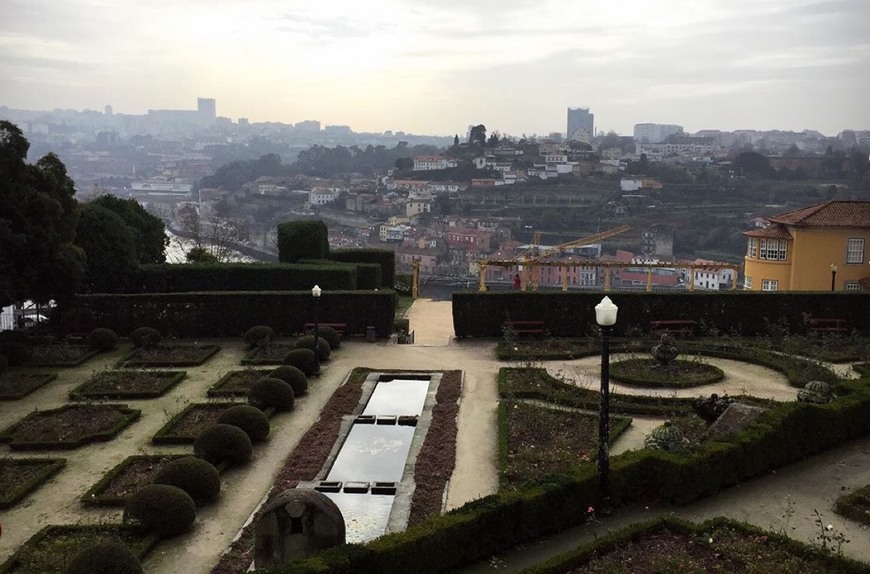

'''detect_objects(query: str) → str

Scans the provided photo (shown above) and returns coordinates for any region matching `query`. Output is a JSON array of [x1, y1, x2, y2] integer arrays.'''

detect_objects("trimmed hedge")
[[283, 348, 320, 377], [217, 404, 271, 443], [123, 484, 196, 538], [277, 220, 329, 263], [194, 423, 253, 465], [136, 262, 356, 293], [453, 291, 870, 338], [59, 290, 397, 338], [330, 248, 396, 288], [64, 540, 143, 574], [271, 375, 870, 574], [153, 456, 221, 504]]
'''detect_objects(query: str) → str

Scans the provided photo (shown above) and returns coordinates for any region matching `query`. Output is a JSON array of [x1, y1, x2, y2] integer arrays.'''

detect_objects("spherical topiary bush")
[[123, 484, 196, 538], [0, 353, 7, 375], [244, 325, 276, 349], [0, 342, 31, 366], [283, 348, 320, 377], [153, 456, 221, 504], [194, 423, 253, 465], [309, 325, 341, 350], [270, 365, 309, 397], [130, 326, 162, 349], [63, 540, 143, 574], [88, 328, 119, 352], [294, 335, 331, 361], [217, 404, 270, 443], [247, 377, 295, 412]]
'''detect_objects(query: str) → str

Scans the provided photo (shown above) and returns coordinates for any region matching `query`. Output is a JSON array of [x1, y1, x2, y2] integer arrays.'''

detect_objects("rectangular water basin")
[[362, 377, 430, 417], [322, 491, 395, 544], [326, 424, 415, 483]]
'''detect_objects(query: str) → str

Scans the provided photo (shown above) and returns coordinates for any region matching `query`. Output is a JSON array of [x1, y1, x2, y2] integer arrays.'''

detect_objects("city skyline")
[[2, 0, 869, 137]]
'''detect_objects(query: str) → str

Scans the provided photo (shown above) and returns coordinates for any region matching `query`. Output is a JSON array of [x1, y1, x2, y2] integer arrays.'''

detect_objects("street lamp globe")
[[595, 296, 618, 326], [312, 285, 322, 298]]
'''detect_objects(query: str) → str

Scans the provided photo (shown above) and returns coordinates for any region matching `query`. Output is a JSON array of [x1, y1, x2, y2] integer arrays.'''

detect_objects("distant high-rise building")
[[567, 107, 594, 141], [633, 123, 683, 144], [197, 97, 216, 119], [104, 104, 113, 116]]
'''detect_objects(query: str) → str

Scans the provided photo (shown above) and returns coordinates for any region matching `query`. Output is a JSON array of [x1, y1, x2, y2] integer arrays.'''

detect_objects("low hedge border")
[[207, 369, 271, 397], [0, 404, 141, 451], [0, 524, 158, 574], [269, 375, 870, 574], [69, 370, 186, 400], [152, 402, 244, 445], [119, 343, 221, 367], [24, 345, 101, 367], [609, 358, 725, 388], [834, 483, 870, 526], [523, 515, 870, 574], [0, 373, 57, 400], [241, 342, 298, 366], [81, 454, 188, 507], [0, 458, 66, 509]]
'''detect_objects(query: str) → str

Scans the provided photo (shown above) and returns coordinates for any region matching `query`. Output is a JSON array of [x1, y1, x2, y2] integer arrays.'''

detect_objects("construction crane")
[[532, 225, 631, 260]]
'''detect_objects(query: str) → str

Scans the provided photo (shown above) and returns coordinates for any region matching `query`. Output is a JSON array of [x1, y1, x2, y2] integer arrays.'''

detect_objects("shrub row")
[[329, 248, 396, 288], [58, 290, 397, 338], [453, 291, 870, 338], [136, 263, 358, 293], [270, 375, 870, 573]]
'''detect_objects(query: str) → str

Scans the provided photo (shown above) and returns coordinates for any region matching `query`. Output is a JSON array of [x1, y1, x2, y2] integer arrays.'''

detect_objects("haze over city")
[[2, 0, 869, 136]]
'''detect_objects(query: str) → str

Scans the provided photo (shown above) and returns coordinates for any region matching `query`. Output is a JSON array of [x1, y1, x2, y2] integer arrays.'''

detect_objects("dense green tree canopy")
[[89, 194, 167, 264], [0, 121, 85, 307], [74, 203, 138, 293]]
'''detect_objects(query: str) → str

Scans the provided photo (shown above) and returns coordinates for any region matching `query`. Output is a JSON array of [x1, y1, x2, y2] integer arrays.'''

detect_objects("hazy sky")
[[2, 0, 868, 137]]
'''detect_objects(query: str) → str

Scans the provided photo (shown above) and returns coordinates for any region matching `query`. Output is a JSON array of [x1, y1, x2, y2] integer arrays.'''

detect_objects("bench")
[[503, 320, 545, 336], [805, 317, 847, 335], [650, 319, 697, 336], [304, 322, 347, 336]]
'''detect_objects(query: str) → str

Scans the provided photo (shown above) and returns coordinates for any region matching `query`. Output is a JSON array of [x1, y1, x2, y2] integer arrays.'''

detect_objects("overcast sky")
[[1, 0, 868, 137]]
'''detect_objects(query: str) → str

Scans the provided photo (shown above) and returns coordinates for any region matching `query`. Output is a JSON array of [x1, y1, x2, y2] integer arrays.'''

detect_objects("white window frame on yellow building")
[[762, 279, 779, 291], [758, 239, 787, 261], [847, 238, 865, 264]]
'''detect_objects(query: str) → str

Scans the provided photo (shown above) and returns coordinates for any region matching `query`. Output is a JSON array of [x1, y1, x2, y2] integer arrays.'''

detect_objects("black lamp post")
[[594, 295, 618, 508], [830, 264, 837, 292], [311, 285, 321, 353]]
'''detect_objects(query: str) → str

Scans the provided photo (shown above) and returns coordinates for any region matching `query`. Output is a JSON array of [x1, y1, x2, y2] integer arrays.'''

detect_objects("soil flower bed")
[[609, 357, 725, 388], [240, 342, 298, 365], [0, 524, 156, 574], [0, 373, 57, 400], [119, 342, 220, 367], [0, 458, 66, 509], [24, 343, 99, 367], [0, 404, 140, 450], [82, 454, 187, 507], [69, 369, 186, 400], [207, 369, 270, 397], [500, 401, 630, 488], [152, 402, 243, 444]]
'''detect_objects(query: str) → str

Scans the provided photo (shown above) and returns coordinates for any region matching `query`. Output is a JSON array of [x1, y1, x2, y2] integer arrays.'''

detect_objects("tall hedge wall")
[[136, 263, 357, 292], [298, 259, 382, 290], [58, 290, 396, 338], [452, 291, 870, 338], [330, 248, 396, 288], [277, 220, 330, 263]]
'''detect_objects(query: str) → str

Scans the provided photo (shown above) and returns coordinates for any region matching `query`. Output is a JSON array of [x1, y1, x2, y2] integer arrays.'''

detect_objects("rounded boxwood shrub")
[[0, 353, 7, 374], [308, 325, 341, 350], [294, 335, 331, 361], [130, 326, 162, 348], [247, 377, 295, 412], [194, 423, 253, 465], [0, 341, 31, 366], [88, 328, 119, 351], [123, 484, 196, 538], [217, 404, 270, 443], [270, 365, 309, 397], [244, 325, 276, 349], [283, 349, 320, 378], [153, 456, 221, 504], [64, 540, 143, 574]]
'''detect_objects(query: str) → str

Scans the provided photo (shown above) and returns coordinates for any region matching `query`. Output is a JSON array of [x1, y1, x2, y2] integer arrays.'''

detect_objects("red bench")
[[805, 318, 847, 335], [504, 320, 545, 336], [650, 319, 697, 336]]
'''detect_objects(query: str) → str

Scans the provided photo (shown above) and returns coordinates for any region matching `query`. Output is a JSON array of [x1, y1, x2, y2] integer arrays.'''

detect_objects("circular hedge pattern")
[[248, 377, 295, 412], [153, 456, 221, 504], [123, 484, 196, 538], [194, 423, 253, 465], [270, 365, 308, 397], [610, 358, 725, 388], [217, 404, 270, 443], [283, 348, 320, 377]]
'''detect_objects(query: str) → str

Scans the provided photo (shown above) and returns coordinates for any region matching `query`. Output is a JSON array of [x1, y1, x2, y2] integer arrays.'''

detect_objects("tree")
[[185, 246, 219, 263], [487, 132, 500, 147], [0, 121, 85, 307], [453, 134, 460, 146], [469, 125, 487, 147], [89, 195, 167, 263], [733, 151, 773, 178], [394, 157, 413, 171], [74, 203, 138, 293], [174, 204, 249, 263]]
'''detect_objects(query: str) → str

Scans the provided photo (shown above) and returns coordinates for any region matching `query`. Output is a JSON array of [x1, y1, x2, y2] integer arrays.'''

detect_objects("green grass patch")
[[0, 458, 65, 509], [0, 404, 140, 450], [69, 369, 186, 400], [82, 453, 187, 507], [118, 342, 220, 367], [0, 373, 57, 400], [152, 402, 243, 444], [610, 357, 725, 388], [835, 483, 870, 526]]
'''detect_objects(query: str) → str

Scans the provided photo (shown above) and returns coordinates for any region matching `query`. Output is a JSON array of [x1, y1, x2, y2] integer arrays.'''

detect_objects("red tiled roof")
[[742, 225, 793, 239], [766, 200, 870, 227]]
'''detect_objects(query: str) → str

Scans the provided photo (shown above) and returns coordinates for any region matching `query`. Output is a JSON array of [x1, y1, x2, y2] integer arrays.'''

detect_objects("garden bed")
[[835, 483, 870, 526], [240, 342, 297, 365], [499, 401, 630, 489], [69, 370, 186, 400], [81, 453, 187, 507], [0, 373, 57, 400], [0, 404, 141, 450], [119, 342, 220, 367], [152, 402, 243, 444], [207, 369, 271, 397], [0, 458, 66, 509], [610, 357, 725, 388], [24, 343, 100, 367], [0, 524, 156, 574]]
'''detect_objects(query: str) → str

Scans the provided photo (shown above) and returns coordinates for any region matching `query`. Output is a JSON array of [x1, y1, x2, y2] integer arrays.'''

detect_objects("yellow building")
[[743, 200, 870, 291]]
